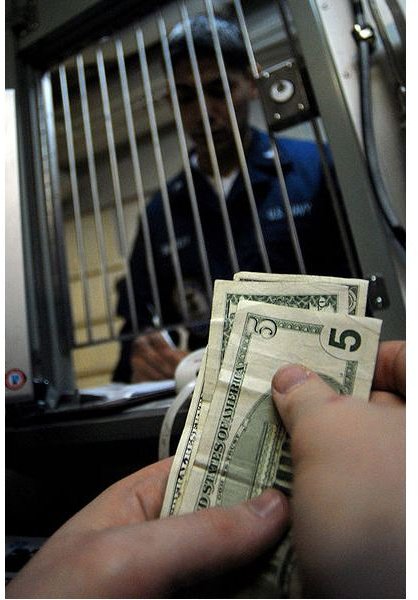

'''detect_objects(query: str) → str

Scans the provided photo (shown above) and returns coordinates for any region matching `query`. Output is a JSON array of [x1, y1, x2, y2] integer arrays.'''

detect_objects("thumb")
[[271, 364, 342, 435]]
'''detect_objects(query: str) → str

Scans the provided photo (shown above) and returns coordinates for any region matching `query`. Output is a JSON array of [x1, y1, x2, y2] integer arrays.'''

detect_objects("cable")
[[351, 0, 405, 249]]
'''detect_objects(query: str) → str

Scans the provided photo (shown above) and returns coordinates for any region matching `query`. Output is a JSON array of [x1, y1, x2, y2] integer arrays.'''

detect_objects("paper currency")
[[233, 272, 369, 316], [178, 301, 381, 515], [161, 348, 207, 515], [162, 279, 351, 517], [205, 279, 350, 393], [160, 272, 379, 597]]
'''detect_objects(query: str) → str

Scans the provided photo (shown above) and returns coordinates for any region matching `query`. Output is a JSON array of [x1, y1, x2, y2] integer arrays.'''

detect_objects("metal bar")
[[384, 0, 406, 54], [35, 84, 57, 338], [180, 1, 239, 273], [115, 37, 163, 326], [25, 78, 44, 361], [310, 117, 359, 277], [33, 77, 74, 388], [158, 14, 213, 301], [270, 134, 307, 273], [276, 0, 300, 55], [76, 53, 115, 338], [41, 72, 75, 350], [274, 0, 355, 275], [233, 0, 305, 273], [59, 63, 94, 343], [232, 0, 259, 79], [96, 47, 139, 334], [368, 0, 405, 86], [135, 27, 189, 322], [205, 0, 271, 273]]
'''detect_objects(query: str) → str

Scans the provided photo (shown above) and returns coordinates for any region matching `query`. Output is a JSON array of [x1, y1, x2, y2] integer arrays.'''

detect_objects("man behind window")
[[113, 14, 351, 384]]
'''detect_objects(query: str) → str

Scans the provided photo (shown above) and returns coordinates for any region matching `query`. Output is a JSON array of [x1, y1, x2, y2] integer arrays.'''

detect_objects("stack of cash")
[[161, 272, 382, 597]]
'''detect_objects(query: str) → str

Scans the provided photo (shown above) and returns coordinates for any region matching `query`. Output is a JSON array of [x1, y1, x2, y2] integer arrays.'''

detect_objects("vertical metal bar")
[[37, 81, 54, 260], [59, 63, 94, 343], [25, 78, 44, 358], [115, 38, 163, 326], [34, 77, 74, 389], [204, 0, 271, 273], [368, 0, 405, 86], [76, 53, 115, 338], [310, 117, 359, 277], [384, 0, 406, 53], [232, 0, 306, 274], [158, 15, 213, 300], [180, 1, 239, 273], [232, 0, 259, 79], [96, 47, 139, 334], [135, 27, 189, 322], [41, 73, 75, 348], [270, 135, 307, 273]]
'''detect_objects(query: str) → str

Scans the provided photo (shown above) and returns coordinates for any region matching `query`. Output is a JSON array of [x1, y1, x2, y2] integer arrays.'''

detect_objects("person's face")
[[173, 55, 257, 162]]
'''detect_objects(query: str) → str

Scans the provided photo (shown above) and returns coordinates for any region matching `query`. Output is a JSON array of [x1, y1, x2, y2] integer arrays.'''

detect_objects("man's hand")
[[130, 331, 188, 382], [6, 341, 405, 599], [6, 458, 289, 599], [271, 340, 405, 599]]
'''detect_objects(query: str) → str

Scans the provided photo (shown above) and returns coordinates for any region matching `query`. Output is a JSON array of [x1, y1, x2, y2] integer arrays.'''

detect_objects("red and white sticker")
[[5, 369, 27, 391]]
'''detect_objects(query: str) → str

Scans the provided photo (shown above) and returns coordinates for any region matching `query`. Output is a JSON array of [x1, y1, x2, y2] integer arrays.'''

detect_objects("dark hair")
[[168, 14, 248, 71]]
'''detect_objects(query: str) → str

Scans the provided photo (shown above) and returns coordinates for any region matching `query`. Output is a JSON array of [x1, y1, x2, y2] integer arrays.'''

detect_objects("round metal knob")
[[269, 79, 295, 103]]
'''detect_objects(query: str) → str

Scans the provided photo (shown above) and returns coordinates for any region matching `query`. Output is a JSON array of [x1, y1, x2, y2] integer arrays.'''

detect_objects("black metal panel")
[[17, 0, 173, 71]]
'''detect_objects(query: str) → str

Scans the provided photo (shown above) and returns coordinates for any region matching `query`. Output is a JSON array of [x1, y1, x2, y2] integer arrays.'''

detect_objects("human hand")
[[130, 330, 188, 382], [271, 340, 405, 599], [6, 458, 289, 599]]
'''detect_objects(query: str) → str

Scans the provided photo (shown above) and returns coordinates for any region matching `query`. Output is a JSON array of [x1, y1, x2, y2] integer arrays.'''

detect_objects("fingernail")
[[248, 489, 284, 518], [273, 364, 309, 395]]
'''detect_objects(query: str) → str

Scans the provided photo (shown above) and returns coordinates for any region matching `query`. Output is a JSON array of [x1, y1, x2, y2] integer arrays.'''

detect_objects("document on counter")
[[81, 379, 176, 403]]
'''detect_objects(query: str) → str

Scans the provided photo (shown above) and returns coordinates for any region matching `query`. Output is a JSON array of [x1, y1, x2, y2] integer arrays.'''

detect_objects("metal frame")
[[7, 63, 76, 396], [5, 90, 34, 403], [8, 1, 177, 396], [286, 0, 405, 340], [8, 0, 406, 401]]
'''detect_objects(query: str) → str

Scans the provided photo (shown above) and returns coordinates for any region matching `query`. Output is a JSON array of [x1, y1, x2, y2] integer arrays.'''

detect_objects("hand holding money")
[[6, 271, 404, 599], [162, 272, 377, 520], [162, 272, 405, 598], [5, 458, 290, 600], [272, 354, 405, 599]]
